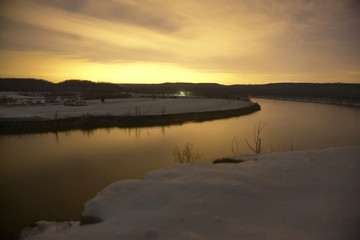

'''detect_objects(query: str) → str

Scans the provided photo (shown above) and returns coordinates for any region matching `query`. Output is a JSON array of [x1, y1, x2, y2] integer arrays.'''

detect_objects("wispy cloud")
[[0, 16, 178, 64], [0, 17, 82, 53], [33, 0, 182, 33]]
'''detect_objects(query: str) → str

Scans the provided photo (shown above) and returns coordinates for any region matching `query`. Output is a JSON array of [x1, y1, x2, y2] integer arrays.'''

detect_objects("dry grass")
[[173, 142, 203, 163]]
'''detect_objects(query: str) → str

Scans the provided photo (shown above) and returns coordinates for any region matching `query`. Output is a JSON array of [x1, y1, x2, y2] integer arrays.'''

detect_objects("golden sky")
[[0, 0, 359, 84]]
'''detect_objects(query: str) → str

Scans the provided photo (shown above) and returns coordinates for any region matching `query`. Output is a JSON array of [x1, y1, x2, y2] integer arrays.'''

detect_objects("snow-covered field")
[[21, 147, 360, 240], [0, 98, 253, 119]]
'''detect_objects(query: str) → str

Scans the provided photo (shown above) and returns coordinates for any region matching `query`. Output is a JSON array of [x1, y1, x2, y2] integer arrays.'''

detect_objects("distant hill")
[[0, 78, 127, 99], [118, 82, 360, 102], [0, 78, 55, 92], [1, 78, 359, 102], [0, 78, 122, 92]]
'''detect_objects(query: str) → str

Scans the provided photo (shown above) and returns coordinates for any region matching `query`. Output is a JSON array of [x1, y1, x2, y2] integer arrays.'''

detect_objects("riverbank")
[[0, 98, 260, 134], [21, 146, 360, 240], [253, 96, 360, 107]]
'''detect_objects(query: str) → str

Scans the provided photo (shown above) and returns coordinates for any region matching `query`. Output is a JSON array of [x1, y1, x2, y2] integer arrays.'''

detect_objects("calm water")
[[1, 99, 360, 239]]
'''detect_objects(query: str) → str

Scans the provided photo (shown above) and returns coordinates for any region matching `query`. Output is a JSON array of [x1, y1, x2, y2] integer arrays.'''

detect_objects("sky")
[[0, 0, 359, 85]]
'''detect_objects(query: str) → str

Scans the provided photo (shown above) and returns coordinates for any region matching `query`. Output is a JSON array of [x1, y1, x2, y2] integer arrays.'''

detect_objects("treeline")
[[0, 78, 122, 92], [0, 78, 55, 92], [0, 78, 127, 99], [119, 82, 360, 101]]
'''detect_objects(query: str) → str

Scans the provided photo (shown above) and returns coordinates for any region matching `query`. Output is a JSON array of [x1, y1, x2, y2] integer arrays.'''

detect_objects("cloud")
[[0, 16, 178, 65], [0, 17, 82, 53], [33, 0, 182, 33]]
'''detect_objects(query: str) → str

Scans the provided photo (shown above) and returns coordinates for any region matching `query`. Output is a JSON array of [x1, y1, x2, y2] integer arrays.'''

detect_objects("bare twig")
[[245, 122, 264, 154], [231, 136, 241, 156]]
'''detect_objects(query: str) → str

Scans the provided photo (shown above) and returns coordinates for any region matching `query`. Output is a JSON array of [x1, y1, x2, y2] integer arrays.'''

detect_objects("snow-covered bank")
[[0, 98, 253, 119], [0, 98, 259, 134], [21, 147, 360, 240]]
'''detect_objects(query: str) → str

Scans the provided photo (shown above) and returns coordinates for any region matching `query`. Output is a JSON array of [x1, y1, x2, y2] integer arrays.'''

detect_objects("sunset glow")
[[1, 0, 359, 84]]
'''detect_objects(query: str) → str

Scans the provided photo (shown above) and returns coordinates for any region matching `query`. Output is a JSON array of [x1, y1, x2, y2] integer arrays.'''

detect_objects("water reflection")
[[55, 132, 60, 143], [55, 126, 171, 141], [0, 99, 360, 239], [161, 126, 166, 136]]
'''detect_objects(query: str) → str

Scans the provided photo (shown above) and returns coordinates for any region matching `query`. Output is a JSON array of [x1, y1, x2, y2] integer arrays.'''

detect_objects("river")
[[1, 98, 360, 239]]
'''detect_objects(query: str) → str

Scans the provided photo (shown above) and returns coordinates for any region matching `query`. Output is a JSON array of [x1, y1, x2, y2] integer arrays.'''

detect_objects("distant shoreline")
[[0, 102, 260, 134], [252, 96, 360, 107]]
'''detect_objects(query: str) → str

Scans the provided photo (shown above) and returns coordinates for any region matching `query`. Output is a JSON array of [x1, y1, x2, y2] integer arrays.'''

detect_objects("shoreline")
[[252, 96, 360, 107], [0, 103, 260, 134]]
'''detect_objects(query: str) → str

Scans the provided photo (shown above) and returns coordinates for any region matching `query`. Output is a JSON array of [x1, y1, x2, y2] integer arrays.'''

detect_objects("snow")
[[0, 98, 253, 119], [21, 146, 360, 240]]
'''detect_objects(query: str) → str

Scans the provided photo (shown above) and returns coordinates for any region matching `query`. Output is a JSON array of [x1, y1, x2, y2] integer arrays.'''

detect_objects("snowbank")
[[21, 147, 360, 240], [0, 98, 253, 119]]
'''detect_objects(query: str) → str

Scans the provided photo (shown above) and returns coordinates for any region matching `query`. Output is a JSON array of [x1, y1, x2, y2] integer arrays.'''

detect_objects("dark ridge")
[[57, 80, 122, 92], [118, 82, 360, 101], [0, 78, 122, 93], [0, 78, 55, 92], [0, 78, 126, 99], [1, 78, 359, 101]]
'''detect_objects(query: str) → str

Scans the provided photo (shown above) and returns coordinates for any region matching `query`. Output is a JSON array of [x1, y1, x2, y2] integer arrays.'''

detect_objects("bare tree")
[[245, 122, 264, 154]]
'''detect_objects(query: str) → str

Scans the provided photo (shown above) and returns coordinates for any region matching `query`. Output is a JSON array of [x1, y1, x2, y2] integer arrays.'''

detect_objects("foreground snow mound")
[[23, 147, 360, 240]]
